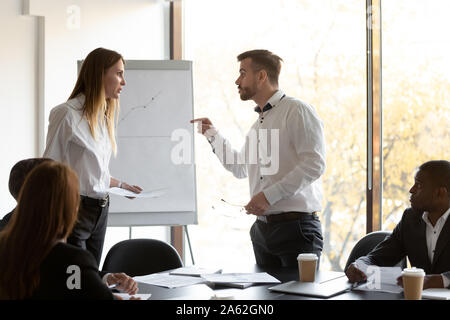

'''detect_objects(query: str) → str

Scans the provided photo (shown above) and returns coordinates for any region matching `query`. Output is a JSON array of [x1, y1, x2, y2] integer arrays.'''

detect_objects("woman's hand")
[[107, 272, 139, 295], [120, 183, 142, 199]]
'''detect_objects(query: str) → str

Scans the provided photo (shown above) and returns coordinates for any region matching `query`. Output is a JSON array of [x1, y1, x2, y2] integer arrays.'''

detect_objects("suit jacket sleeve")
[[78, 250, 114, 299], [358, 212, 407, 267]]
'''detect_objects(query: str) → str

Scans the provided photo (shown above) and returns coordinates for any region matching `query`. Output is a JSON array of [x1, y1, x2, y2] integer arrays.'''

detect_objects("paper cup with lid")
[[297, 253, 318, 282], [401, 267, 425, 300]]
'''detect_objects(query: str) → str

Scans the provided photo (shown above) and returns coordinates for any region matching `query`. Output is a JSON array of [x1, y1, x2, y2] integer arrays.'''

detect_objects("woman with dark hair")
[[43, 48, 142, 266], [0, 161, 113, 299]]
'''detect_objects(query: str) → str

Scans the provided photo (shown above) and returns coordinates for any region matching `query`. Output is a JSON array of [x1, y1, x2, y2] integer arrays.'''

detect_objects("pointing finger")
[[190, 118, 208, 123]]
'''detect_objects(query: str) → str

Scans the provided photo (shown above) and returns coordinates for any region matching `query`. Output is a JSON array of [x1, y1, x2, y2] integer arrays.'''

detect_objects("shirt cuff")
[[263, 184, 284, 205], [208, 131, 221, 154], [102, 273, 111, 285], [442, 274, 450, 288], [353, 258, 370, 274]]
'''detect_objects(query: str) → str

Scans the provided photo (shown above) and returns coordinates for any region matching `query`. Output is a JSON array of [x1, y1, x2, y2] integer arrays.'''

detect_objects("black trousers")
[[250, 214, 324, 268], [67, 197, 109, 268]]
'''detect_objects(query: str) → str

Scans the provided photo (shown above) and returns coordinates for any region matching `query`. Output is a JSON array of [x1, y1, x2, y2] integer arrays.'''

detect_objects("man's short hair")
[[8, 158, 52, 200], [237, 49, 283, 85], [419, 160, 450, 192]]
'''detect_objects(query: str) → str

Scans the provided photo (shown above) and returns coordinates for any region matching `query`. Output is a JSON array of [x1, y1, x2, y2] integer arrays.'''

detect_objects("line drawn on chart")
[[118, 90, 163, 126]]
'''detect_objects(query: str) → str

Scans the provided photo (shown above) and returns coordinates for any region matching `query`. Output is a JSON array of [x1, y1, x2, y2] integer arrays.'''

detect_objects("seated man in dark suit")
[[346, 160, 450, 289], [0, 158, 51, 231]]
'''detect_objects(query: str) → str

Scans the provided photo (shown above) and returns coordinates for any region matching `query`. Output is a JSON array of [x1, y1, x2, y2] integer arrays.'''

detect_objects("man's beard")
[[239, 85, 256, 101]]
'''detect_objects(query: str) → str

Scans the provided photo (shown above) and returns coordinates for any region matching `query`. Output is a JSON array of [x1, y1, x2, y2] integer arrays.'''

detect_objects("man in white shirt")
[[192, 49, 326, 267], [346, 160, 450, 289]]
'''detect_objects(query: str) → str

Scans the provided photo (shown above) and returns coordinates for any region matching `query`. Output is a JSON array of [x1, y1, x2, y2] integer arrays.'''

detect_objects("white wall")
[[0, 0, 168, 216], [0, 0, 38, 216]]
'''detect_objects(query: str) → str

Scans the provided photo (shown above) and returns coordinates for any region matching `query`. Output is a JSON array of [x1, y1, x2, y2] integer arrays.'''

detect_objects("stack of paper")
[[353, 266, 403, 294], [169, 267, 222, 277], [422, 288, 450, 300], [201, 272, 281, 289], [133, 273, 206, 289], [133, 268, 280, 290]]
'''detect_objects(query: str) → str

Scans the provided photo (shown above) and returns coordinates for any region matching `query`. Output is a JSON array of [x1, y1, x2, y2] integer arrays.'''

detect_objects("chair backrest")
[[344, 231, 406, 271], [102, 238, 183, 277]]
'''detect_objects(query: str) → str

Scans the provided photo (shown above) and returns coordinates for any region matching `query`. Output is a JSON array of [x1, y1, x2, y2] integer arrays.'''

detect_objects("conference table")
[[136, 264, 404, 300]]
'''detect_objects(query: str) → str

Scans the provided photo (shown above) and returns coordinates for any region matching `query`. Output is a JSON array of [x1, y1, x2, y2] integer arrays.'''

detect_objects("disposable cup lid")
[[297, 253, 318, 261], [401, 267, 425, 277]]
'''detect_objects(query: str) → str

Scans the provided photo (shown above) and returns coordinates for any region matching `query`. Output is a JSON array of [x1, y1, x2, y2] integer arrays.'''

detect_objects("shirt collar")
[[254, 90, 286, 113], [422, 207, 450, 226]]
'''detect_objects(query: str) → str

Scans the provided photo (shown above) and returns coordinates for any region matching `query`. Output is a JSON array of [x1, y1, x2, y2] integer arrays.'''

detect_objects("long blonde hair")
[[69, 47, 124, 155], [0, 161, 80, 299]]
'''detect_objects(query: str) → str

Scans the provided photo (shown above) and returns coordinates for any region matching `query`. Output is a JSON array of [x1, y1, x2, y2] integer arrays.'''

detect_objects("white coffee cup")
[[297, 253, 318, 282], [401, 267, 425, 300]]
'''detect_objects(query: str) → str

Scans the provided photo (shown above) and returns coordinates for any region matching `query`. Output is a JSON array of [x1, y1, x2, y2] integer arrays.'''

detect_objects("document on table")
[[422, 288, 450, 300], [169, 267, 223, 277], [353, 265, 403, 294], [201, 272, 280, 284], [115, 293, 152, 300], [107, 187, 167, 198], [133, 273, 206, 288]]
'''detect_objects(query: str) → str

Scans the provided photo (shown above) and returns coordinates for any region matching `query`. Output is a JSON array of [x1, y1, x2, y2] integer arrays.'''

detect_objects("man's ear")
[[258, 69, 268, 83], [436, 186, 448, 199]]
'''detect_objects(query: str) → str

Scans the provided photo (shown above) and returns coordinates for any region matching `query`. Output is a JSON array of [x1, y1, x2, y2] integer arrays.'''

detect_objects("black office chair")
[[102, 238, 183, 277], [344, 231, 406, 271]]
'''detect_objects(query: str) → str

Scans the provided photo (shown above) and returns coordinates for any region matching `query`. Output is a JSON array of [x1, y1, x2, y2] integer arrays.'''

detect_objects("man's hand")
[[397, 274, 444, 289], [107, 273, 139, 295], [345, 263, 367, 283], [244, 192, 270, 216], [190, 118, 217, 138]]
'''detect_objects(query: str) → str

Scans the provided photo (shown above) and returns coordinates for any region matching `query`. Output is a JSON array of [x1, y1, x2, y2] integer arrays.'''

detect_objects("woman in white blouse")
[[44, 48, 142, 266]]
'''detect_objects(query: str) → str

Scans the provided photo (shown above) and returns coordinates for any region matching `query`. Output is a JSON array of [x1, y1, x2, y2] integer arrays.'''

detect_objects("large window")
[[185, 0, 366, 271], [101, 0, 449, 271], [382, 0, 450, 230]]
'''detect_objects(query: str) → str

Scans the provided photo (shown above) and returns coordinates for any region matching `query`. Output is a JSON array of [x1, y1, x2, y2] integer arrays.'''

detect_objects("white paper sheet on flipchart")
[[353, 262, 403, 293], [107, 187, 167, 198], [114, 293, 152, 300], [201, 273, 281, 284], [133, 273, 206, 288]]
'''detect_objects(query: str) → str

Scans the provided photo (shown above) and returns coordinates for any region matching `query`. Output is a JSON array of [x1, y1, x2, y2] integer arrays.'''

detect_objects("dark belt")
[[257, 211, 318, 224], [81, 195, 109, 208]]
